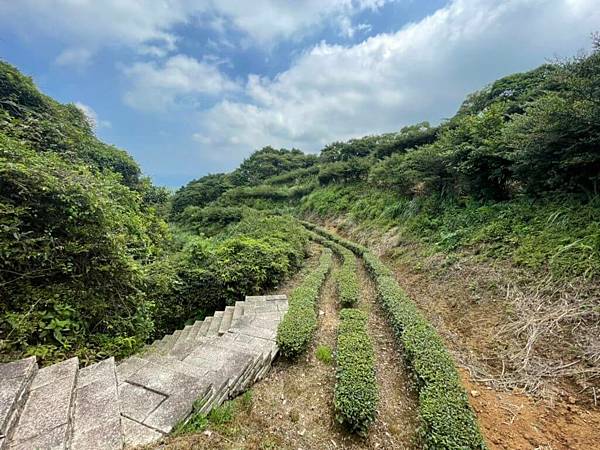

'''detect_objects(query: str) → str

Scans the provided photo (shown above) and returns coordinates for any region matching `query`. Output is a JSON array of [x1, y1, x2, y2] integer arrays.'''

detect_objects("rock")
[[471, 390, 480, 397]]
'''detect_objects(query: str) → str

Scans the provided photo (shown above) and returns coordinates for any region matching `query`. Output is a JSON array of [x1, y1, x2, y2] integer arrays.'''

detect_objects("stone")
[[121, 416, 163, 447], [71, 358, 122, 450], [218, 306, 234, 335], [207, 311, 223, 336], [0, 357, 37, 439], [8, 357, 77, 449], [199, 317, 212, 336], [116, 356, 148, 383], [119, 382, 166, 423]]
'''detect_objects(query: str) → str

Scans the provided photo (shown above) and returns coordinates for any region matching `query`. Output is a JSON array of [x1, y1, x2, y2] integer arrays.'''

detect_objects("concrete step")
[[118, 358, 211, 440], [170, 324, 197, 357], [0, 357, 37, 449], [218, 306, 234, 335], [198, 317, 212, 337], [177, 325, 193, 343], [232, 301, 244, 326], [188, 320, 204, 341], [7, 357, 78, 450], [70, 357, 122, 450], [207, 311, 223, 336]]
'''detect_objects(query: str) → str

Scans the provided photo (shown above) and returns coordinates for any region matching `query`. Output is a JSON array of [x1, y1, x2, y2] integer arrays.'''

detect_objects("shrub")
[[0, 134, 166, 363], [311, 232, 359, 307], [178, 205, 244, 235], [304, 223, 486, 449], [146, 214, 309, 336], [277, 248, 333, 358], [334, 308, 378, 435]]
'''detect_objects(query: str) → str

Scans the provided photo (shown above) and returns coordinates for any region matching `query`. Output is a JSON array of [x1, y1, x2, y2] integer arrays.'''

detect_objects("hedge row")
[[276, 247, 333, 358], [310, 232, 359, 307], [302, 222, 487, 449], [334, 308, 378, 435]]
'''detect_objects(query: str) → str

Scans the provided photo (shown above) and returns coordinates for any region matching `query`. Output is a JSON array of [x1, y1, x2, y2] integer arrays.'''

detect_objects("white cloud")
[[0, 0, 392, 62], [123, 55, 239, 111], [197, 0, 391, 44], [55, 48, 93, 68], [74, 102, 111, 129], [195, 0, 600, 162], [0, 1, 186, 65]]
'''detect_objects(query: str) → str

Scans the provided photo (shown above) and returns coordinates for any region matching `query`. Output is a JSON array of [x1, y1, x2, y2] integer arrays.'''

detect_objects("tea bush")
[[305, 223, 486, 449], [277, 248, 333, 358], [334, 308, 378, 435]]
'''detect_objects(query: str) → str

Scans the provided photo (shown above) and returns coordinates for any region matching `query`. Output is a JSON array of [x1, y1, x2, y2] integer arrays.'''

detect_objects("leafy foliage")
[[0, 134, 166, 363], [276, 247, 333, 358], [312, 233, 359, 307], [0, 61, 142, 188], [334, 308, 378, 435], [147, 213, 308, 335], [171, 173, 232, 218], [230, 146, 317, 186]]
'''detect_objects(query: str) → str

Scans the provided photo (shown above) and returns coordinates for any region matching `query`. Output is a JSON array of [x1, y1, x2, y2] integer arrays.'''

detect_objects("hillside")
[[0, 37, 599, 450], [165, 39, 600, 446]]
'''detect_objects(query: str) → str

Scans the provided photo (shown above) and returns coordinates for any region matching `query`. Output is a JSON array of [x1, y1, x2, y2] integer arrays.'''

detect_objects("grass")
[[315, 344, 333, 364], [172, 390, 254, 436], [301, 184, 600, 280]]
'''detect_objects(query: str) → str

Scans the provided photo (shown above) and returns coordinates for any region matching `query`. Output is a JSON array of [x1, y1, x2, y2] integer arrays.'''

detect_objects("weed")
[[315, 344, 333, 364]]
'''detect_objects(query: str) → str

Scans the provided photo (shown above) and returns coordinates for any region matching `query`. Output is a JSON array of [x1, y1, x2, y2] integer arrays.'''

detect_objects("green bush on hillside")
[[305, 223, 486, 449], [277, 248, 333, 358], [334, 308, 378, 435], [0, 134, 167, 363], [0, 61, 142, 188], [148, 213, 308, 336], [311, 232, 359, 307]]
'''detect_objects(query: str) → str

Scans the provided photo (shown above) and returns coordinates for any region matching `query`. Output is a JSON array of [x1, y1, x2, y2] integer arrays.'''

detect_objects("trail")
[[157, 248, 346, 449], [356, 259, 420, 449]]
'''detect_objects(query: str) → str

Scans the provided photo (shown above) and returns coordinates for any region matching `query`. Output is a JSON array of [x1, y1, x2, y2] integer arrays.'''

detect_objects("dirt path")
[[356, 260, 420, 449]]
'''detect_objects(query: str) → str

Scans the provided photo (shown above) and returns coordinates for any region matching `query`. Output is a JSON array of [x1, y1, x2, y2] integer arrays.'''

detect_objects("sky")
[[0, 0, 598, 188]]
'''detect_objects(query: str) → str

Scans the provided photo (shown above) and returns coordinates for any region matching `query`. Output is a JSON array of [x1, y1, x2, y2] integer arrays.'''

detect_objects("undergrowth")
[[302, 185, 600, 280]]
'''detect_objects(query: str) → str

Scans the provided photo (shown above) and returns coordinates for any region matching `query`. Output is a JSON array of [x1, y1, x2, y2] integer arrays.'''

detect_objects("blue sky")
[[0, 0, 598, 188]]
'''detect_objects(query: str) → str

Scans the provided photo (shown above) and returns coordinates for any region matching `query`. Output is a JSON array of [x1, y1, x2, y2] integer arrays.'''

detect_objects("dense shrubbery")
[[171, 173, 232, 218], [0, 134, 168, 362], [0, 61, 142, 189], [230, 146, 317, 186], [0, 62, 312, 365], [177, 205, 245, 235], [277, 248, 333, 358], [334, 308, 378, 435], [148, 213, 308, 336], [306, 224, 486, 449]]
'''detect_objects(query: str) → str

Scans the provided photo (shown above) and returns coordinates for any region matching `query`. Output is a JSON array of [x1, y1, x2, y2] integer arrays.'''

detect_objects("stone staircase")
[[0, 295, 287, 449]]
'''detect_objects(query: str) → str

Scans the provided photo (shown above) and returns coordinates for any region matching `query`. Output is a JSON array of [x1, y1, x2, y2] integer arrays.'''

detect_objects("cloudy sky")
[[1, 0, 598, 187]]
